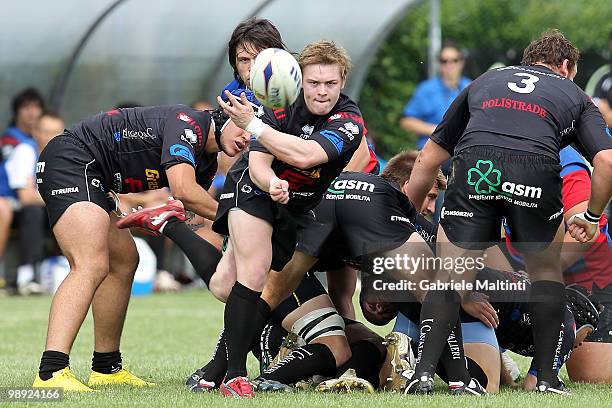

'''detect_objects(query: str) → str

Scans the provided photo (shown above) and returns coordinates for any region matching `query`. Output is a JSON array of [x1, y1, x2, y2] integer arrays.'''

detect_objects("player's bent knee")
[[292, 307, 350, 366], [209, 274, 232, 302]]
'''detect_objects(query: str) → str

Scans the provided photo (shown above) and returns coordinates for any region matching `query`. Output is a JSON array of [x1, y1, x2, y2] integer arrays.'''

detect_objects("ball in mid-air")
[[250, 48, 302, 109]]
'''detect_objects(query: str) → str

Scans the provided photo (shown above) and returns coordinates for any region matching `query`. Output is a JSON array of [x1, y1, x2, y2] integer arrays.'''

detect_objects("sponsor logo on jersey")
[[145, 169, 160, 190], [177, 113, 203, 147], [169, 144, 195, 165], [114, 127, 156, 141], [467, 160, 542, 199], [320, 130, 344, 154], [36, 161, 45, 173], [220, 192, 234, 200], [548, 208, 564, 221], [300, 124, 314, 139], [440, 206, 474, 219], [560, 120, 575, 137], [390, 215, 412, 223], [178, 112, 193, 123], [51, 187, 79, 196], [241, 184, 252, 193], [481, 97, 547, 118], [326, 111, 364, 126], [328, 178, 375, 194], [181, 129, 197, 145], [337, 122, 359, 141]]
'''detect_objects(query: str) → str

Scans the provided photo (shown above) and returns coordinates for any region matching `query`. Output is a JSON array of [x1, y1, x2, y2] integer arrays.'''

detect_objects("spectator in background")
[[0, 88, 45, 294], [5, 111, 63, 294], [400, 40, 471, 150]]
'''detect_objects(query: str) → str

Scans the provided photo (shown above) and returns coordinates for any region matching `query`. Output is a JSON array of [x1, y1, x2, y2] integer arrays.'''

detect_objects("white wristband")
[[246, 117, 266, 139]]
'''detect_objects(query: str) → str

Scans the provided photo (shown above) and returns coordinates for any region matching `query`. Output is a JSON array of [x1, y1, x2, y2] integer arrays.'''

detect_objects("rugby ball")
[[250, 48, 302, 109]]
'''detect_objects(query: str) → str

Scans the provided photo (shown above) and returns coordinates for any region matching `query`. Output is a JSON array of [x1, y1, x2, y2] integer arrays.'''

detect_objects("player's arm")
[[166, 163, 218, 220], [219, 91, 362, 169], [406, 85, 470, 209], [343, 135, 370, 172], [406, 141, 450, 210], [248, 151, 289, 203], [569, 101, 612, 240]]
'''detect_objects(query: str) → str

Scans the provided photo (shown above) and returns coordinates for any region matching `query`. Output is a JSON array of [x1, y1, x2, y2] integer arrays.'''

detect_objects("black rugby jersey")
[[431, 65, 612, 161], [65, 105, 217, 193], [248, 92, 363, 213]]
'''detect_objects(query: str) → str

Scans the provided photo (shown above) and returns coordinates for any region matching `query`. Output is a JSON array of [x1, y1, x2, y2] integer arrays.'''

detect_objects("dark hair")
[[228, 17, 285, 79], [11, 87, 45, 122], [439, 39, 464, 59], [521, 29, 580, 72], [380, 150, 446, 190], [115, 101, 141, 109]]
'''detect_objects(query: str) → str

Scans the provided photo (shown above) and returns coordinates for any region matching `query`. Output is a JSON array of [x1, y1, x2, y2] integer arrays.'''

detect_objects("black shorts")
[[441, 146, 563, 252], [213, 161, 317, 271], [271, 272, 327, 324], [36, 135, 110, 227], [587, 283, 612, 343]]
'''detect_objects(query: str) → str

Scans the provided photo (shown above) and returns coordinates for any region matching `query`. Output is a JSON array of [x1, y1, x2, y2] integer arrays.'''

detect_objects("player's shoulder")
[[325, 94, 363, 124]]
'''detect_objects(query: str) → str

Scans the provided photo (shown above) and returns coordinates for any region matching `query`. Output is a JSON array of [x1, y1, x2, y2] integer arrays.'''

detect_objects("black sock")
[[163, 219, 221, 286], [224, 282, 261, 380], [200, 329, 227, 386], [529, 280, 565, 385], [92, 350, 122, 374], [258, 323, 288, 371], [414, 289, 461, 377], [261, 343, 336, 384], [39, 351, 69, 380], [436, 319, 471, 384], [338, 340, 385, 388], [248, 298, 272, 360]]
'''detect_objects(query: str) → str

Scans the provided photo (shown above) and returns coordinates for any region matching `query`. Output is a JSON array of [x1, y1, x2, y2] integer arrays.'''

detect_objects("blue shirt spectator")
[[400, 41, 471, 149]]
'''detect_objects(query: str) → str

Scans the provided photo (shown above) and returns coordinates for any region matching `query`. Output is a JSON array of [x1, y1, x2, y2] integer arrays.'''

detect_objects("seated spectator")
[[0, 88, 45, 294]]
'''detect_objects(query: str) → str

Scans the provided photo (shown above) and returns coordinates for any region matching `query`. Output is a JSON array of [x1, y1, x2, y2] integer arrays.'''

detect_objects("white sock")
[[17, 264, 35, 287]]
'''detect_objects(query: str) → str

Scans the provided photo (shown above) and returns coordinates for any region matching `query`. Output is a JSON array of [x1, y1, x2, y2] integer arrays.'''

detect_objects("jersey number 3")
[[507, 73, 539, 94]]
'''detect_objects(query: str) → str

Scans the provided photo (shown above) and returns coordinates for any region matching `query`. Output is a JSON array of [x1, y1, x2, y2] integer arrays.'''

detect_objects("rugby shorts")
[[441, 146, 563, 252], [213, 161, 318, 271], [36, 134, 110, 227]]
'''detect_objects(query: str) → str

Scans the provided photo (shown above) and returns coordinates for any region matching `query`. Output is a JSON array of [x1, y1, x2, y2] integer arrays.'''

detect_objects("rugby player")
[[406, 29, 612, 394], [207, 40, 363, 398], [32, 105, 249, 391]]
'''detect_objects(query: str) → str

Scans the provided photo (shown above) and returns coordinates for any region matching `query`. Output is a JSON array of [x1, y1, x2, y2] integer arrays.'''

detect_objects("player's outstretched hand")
[[217, 91, 254, 130], [462, 293, 499, 328], [567, 213, 600, 243], [269, 177, 289, 204]]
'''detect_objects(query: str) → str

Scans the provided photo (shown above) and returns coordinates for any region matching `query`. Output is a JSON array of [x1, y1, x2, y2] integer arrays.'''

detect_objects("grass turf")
[[1, 290, 610, 407]]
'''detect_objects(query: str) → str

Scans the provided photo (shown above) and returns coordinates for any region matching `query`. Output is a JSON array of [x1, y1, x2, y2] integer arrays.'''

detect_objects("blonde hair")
[[298, 40, 352, 80]]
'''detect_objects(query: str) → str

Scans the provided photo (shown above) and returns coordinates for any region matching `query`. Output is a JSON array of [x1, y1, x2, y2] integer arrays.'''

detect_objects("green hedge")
[[360, 0, 611, 158]]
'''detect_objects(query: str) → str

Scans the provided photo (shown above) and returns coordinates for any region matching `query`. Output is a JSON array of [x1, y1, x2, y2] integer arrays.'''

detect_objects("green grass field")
[[1, 290, 610, 407]]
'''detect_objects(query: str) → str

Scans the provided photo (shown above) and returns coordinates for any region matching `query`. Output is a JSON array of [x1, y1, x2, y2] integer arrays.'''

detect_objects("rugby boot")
[[33, 367, 95, 392]]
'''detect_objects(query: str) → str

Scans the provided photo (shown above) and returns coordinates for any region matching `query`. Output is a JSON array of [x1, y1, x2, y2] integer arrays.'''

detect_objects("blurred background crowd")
[[0, 0, 610, 296]]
